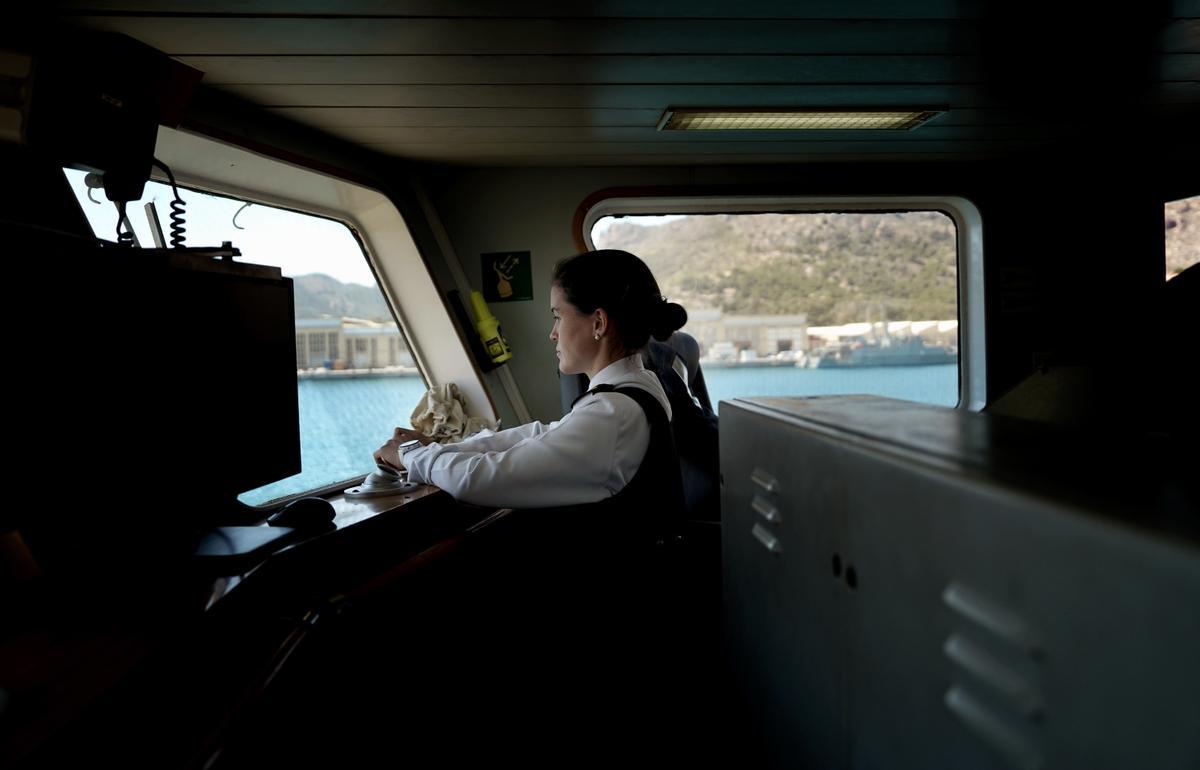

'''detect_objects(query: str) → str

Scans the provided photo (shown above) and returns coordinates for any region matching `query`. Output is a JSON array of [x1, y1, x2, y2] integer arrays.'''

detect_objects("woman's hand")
[[390, 427, 434, 446], [372, 428, 434, 470], [372, 439, 405, 470]]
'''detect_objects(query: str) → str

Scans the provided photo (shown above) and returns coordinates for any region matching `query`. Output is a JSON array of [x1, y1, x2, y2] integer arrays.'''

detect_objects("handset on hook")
[[375, 461, 402, 477]]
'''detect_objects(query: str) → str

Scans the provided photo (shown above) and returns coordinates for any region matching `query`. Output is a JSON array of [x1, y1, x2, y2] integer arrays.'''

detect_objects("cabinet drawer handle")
[[751, 495, 782, 523], [944, 686, 1044, 770], [943, 582, 1042, 655], [751, 524, 782, 554], [751, 468, 779, 494]]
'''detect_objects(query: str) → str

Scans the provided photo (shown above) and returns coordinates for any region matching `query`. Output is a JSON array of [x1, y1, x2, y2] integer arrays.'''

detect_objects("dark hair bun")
[[651, 301, 688, 341]]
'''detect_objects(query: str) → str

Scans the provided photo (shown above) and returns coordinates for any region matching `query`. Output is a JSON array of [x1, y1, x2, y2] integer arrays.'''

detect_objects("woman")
[[374, 249, 687, 522], [370, 251, 694, 750]]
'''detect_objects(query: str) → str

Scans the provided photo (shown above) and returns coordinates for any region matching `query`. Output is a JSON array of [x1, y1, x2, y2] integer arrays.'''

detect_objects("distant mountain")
[[292, 273, 392, 321], [595, 199, 1198, 326], [595, 212, 959, 326]]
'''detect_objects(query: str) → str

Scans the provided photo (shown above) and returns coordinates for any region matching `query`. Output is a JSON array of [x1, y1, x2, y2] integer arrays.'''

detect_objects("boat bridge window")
[[62, 169, 428, 505], [588, 199, 980, 410], [1165, 195, 1198, 279]]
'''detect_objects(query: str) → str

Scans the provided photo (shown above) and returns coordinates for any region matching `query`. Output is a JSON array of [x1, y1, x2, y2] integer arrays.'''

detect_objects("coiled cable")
[[152, 158, 187, 247], [116, 201, 135, 246]]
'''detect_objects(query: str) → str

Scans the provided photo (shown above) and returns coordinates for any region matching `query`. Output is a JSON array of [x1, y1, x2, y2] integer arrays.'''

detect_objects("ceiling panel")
[[29, 3, 1197, 166], [179, 55, 988, 86], [1163, 53, 1200, 79], [56, 1, 988, 20], [359, 139, 1035, 163], [332, 125, 1058, 145], [216, 84, 994, 109], [68, 17, 981, 56], [263, 107, 1026, 129]]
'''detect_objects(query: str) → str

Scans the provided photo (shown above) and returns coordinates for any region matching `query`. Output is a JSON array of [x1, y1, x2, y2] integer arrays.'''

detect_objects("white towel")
[[410, 382, 491, 442]]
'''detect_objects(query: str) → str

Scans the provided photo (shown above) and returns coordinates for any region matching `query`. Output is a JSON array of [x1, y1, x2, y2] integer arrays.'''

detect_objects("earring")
[[593, 333, 600, 340]]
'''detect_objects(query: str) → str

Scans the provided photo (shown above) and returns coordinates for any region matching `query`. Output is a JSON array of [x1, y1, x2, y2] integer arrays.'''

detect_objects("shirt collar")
[[589, 353, 645, 389]]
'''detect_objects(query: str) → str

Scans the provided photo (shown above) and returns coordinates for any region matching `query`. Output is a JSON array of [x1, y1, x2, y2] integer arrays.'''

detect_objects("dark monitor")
[[14, 231, 300, 574], [140, 253, 302, 500]]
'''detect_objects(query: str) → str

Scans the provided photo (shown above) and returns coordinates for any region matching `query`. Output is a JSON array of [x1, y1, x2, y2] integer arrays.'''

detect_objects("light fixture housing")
[[656, 108, 945, 131]]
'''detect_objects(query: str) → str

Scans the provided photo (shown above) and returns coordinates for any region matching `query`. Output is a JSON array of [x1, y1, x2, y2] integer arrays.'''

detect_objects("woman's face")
[[549, 284, 597, 375]]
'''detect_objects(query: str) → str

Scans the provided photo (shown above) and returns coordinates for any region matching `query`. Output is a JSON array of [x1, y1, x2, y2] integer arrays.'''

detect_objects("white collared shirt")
[[403, 354, 671, 508]]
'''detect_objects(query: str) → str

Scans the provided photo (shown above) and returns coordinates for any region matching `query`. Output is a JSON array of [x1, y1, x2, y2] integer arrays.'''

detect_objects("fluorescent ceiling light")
[[657, 108, 944, 131]]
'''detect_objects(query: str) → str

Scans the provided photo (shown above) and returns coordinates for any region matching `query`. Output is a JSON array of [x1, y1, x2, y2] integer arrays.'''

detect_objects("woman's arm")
[[374, 421, 551, 469], [403, 394, 648, 508]]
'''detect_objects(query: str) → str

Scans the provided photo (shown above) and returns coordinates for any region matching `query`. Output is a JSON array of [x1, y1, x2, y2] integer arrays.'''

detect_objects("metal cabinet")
[[721, 396, 1200, 770], [721, 399, 849, 768]]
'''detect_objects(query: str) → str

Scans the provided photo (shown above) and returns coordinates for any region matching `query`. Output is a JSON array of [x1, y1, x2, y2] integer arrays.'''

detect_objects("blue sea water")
[[240, 376, 429, 506], [240, 364, 957, 506], [702, 363, 958, 413]]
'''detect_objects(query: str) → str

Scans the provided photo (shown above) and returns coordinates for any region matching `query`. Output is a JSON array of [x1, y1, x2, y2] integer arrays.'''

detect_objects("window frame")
[[101, 126, 501, 504], [581, 195, 986, 410], [149, 125, 496, 426]]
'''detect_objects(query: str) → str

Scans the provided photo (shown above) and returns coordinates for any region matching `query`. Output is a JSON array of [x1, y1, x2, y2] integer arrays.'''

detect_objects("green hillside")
[[594, 211, 959, 326]]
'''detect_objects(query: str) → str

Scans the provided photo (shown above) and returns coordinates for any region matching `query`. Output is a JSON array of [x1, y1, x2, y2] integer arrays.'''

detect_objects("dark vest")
[[570, 384, 686, 548], [440, 386, 696, 736], [485, 384, 686, 571]]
